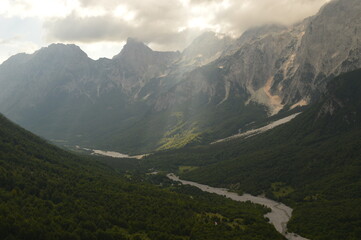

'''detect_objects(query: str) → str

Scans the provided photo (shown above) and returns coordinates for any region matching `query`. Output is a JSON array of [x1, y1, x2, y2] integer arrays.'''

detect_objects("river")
[[167, 173, 309, 240], [75, 146, 146, 159]]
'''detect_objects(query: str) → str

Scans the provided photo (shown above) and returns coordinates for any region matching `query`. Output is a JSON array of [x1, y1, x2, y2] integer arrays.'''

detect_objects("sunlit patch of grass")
[[156, 112, 203, 150], [158, 127, 202, 150]]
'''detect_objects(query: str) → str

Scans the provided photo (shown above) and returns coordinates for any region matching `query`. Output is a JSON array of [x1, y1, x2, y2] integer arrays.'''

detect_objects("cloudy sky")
[[0, 0, 330, 63]]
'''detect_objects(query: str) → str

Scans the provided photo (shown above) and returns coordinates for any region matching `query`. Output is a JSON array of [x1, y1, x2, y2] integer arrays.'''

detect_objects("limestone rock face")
[[180, 32, 234, 67], [182, 0, 361, 114], [0, 0, 360, 152], [111, 38, 180, 96], [275, 0, 361, 106]]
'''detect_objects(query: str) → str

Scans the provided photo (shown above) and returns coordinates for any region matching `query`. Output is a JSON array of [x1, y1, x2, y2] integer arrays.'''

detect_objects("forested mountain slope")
[[144, 68, 361, 240], [0, 114, 283, 240]]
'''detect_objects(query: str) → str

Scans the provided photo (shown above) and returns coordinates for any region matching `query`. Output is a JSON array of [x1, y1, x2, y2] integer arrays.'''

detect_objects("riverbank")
[[167, 173, 309, 240], [75, 145, 146, 159]]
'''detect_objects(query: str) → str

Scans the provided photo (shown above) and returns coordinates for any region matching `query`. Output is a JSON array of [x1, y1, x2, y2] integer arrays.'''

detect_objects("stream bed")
[[167, 174, 309, 240]]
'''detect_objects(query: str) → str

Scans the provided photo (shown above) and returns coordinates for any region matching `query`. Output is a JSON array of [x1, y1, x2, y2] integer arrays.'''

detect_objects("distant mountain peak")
[[181, 31, 233, 66], [41, 43, 86, 53], [126, 37, 144, 45], [192, 31, 221, 41], [1, 43, 90, 70], [1, 53, 31, 66], [34, 43, 89, 61], [113, 37, 153, 60]]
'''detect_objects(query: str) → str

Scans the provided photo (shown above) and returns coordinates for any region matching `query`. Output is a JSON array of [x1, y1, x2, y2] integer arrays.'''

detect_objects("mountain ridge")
[[0, 0, 360, 153]]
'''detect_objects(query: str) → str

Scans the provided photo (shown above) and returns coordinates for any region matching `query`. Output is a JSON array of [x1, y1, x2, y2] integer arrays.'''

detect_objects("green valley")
[[0, 0, 360, 239], [143, 69, 361, 240], [0, 114, 284, 239]]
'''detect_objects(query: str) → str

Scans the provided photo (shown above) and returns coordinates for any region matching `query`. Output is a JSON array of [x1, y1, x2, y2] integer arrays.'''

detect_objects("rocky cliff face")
[[316, 68, 361, 128], [180, 32, 234, 67], [0, 0, 359, 153], [152, 21, 306, 115], [0, 44, 100, 115], [273, 0, 361, 107], [161, 0, 361, 116], [110, 38, 180, 96]]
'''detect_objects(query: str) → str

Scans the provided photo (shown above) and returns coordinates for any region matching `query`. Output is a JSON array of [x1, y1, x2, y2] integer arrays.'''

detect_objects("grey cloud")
[[44, 0, 329, 51], [78, 0, 118, 8], [211, 0, 330, 35], [45, 12, 202, 51], [45, 13, 132, 42], [189, 0, 220, 3]]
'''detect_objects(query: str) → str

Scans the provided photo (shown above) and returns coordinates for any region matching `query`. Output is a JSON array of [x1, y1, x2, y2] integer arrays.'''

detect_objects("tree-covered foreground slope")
[[143, 69, 361, 240], [0, 114, 284, 240]]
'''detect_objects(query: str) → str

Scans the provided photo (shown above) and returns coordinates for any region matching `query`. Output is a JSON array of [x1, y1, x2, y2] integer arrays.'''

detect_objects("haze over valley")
[[0, 0, 361, 239]]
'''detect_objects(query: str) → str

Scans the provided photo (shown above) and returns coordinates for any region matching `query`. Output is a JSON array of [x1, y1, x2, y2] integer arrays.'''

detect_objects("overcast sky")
[[0, 0, 330, 63]]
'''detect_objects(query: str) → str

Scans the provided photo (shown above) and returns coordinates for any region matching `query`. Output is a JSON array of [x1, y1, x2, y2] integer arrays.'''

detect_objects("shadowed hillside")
[[0, 114, 284, 240]]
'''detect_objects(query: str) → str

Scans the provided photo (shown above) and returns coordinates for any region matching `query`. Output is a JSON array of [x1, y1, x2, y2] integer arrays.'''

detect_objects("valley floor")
[[167, 174, 309, 240]]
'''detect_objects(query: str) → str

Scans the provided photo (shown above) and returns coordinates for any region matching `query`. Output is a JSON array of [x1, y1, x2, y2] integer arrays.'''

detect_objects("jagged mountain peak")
[[181, 31, 233, 66], [240, 24, 287, 39], [113, 37, 153, 60], [110, 37, 180, 88], [46, 43, 84, 51], [126, 37, 147, 46], [1, 43, 90, 68], [0, 53, 31, 67], [187, 31, 228, 44], [275, 0, 361, 107], [34, 43, 89, 60], [221, 24, 288, 57]]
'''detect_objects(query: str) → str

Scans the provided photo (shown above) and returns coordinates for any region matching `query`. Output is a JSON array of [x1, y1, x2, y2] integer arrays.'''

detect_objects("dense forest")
[[143, 69, 361, 240], [0, 114, 285, 240]]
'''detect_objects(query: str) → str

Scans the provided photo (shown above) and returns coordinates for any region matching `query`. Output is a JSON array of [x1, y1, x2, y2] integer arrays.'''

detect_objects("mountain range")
[[1, 0, 361, 239], [0, 0, 360, 154]]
